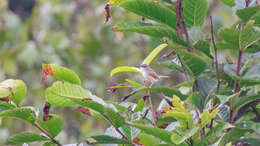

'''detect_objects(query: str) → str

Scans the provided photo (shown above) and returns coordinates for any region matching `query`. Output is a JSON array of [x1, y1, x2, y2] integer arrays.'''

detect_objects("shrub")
[[1, 0, 260, 145]]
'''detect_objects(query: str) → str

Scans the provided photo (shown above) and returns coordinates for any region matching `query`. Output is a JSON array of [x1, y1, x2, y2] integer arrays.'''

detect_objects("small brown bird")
[[140, 64, 169, 87]]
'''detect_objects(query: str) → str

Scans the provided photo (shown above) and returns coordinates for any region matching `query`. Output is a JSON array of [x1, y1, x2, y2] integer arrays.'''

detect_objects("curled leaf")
[[110, 66, 141, 77], [142, 43, 168, 65]]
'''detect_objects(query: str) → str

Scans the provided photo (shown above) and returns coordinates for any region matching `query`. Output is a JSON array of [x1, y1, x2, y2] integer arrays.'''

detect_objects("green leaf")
[[171, 127, 199, 145], [113, 22, 187, 46], [37, 114, 64, 138], [217, 90, 242, 109], [220, 0, 235, 7], [0, 101, 15, 112], [130, 122, 173, 144], [219, 27, 239, 50], [164, 112, 193, 129], [185, 92, 201, 110], [134, 98, 145, 112], [164, 95, 194, 129], [73, 99, 104, 114], [105, 106, 125, 128], [105, 101, 128, 113], [239, 20, 260, 51], [86, 135, 131, 144], [234, 94, 260, 111], [216, 42, 238, 50], [178, 50, 207, 77], [0, 108, 36, 124], [110, 66, 141, 77], [193, 40, 211, 58], [143, 43, 168, 65], [125, 79, 142, 87], [205, 122, 234, 143], [89, 109, 108, 121], [121, 118, 141, 140], [157, 58, 184, 73], [0, 87, 11, 98], [45, 81, 91, 107], [108, 0, 124, 5], [42, 64, 81, 85], [233, 138, 260, 146], [6, 133, 48, 144], [236, 120, 260, 135], [133, 87, 187, 100], [183, 0, 208, 27], [196, 76, 216, 104], [119, 0, 177, 29], [0, 79, 27, 105], [197, 108, 219, 130], [231, 75, 260, 87], [219, 128, 248, 145], [138, 133, 160, 146], [43, 142, 55, 146], [236, 6, 260, 26]]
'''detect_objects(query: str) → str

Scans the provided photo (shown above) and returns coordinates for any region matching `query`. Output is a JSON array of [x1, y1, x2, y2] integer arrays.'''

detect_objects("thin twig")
[[210, 16, 220, 94], [118, 91, 137, 103], [142, 109, 149, 119], [209, 16, 220, 128], [34, 123, 62, 146], [160, 93, 173, 106], [251, 106, 260, 121], [147, 91, 157, 127]]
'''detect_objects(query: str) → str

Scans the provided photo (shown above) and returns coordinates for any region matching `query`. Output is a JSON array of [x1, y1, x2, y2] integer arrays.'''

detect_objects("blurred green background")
[[0, 0, 238, 145]]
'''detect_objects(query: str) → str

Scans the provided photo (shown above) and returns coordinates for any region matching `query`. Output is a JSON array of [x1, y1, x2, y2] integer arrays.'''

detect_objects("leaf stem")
[[33, 123, 62, 146]]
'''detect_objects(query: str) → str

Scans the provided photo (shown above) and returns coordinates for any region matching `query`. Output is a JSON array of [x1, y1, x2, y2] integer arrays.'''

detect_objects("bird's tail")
[[159, 75, 169, 79]]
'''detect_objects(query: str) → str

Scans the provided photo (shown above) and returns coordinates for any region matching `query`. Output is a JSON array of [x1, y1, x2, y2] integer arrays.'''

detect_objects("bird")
[[139, 64, 169, 87]]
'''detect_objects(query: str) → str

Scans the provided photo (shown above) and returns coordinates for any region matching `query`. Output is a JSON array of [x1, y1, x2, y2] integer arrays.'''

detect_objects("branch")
[[232, 99, 260, 123], [118, 91, 137, 103], [147, 91, 157, 127], [233, 50, 243, 93], [210, 16, 220, 94], [160, 93, 173, 107], [176, 0, 183, 40], [33, 123, 62, 146]]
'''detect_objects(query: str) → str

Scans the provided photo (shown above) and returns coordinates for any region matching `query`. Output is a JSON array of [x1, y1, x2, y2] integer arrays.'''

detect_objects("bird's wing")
[[147, 68, 159, 80]]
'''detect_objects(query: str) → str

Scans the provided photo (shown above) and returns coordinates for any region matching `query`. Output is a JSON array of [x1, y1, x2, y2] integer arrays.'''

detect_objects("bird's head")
[[139, 64, 149, 69]]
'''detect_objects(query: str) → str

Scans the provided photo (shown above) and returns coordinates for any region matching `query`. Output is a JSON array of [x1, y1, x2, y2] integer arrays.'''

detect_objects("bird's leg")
[[142, 76, 147, 87], [149, 81, 154, 88]]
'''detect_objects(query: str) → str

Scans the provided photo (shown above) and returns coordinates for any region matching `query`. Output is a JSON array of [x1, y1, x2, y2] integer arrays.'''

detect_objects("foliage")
[[0, 0, 260, 145]]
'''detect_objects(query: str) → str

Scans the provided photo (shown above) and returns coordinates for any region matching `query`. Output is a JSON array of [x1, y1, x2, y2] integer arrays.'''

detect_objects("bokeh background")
[[0, 0, 244, 145]]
